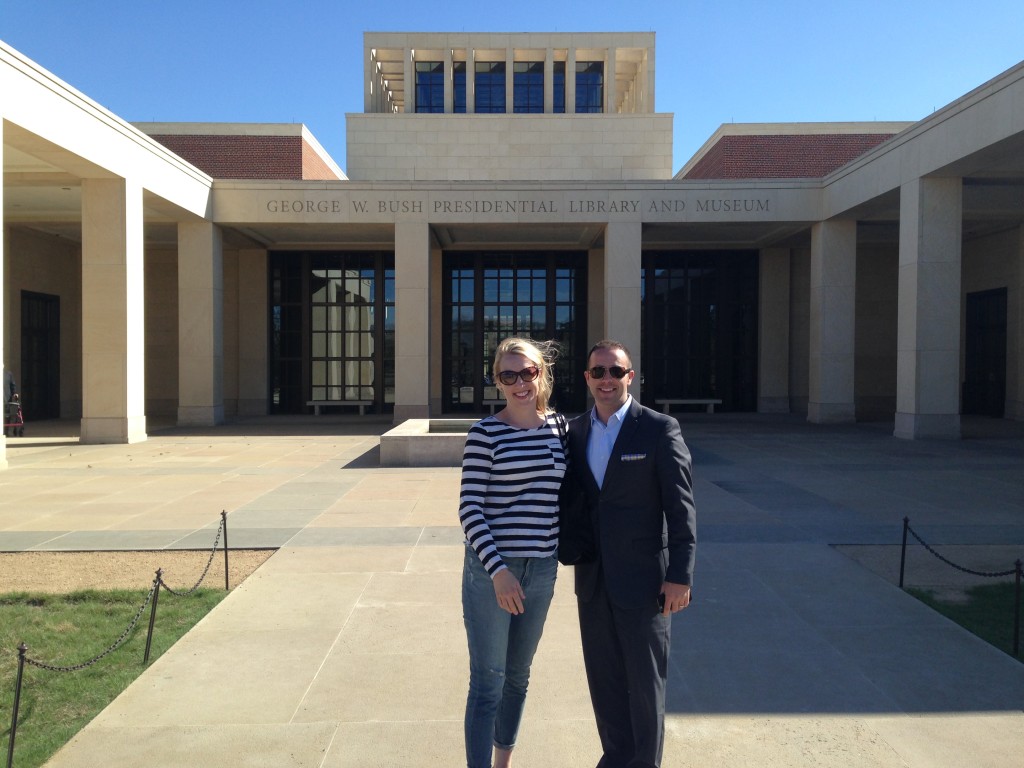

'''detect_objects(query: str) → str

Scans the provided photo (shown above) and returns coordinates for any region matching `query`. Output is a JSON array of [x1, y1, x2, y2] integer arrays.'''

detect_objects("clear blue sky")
[[3, 0, 1023, 173]]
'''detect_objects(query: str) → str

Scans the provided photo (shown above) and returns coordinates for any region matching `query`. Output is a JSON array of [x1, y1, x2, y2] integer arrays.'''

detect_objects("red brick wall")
[[301, 140, 342, 180], [148, 135, 306, 180], [683, 134, 895, 179]]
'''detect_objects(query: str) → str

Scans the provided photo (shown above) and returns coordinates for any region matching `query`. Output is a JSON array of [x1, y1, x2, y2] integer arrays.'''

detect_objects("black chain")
[[906, 524, 1018, 578], [18, 515, 227, 672], [23, 581, 158, 672], [159, 517, 225, 597]]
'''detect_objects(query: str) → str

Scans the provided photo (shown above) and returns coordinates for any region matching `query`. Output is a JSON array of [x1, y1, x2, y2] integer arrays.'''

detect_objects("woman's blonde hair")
[[493, 337, 559, 414]]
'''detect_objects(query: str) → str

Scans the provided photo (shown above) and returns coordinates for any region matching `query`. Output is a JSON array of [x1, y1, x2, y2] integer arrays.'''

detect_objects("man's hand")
[[493, 569, 526, 615], [660, 581, 691, 616]]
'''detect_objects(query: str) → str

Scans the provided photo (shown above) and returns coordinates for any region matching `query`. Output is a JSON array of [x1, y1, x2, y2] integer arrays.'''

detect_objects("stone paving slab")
[[2, 414, 1021, 768]]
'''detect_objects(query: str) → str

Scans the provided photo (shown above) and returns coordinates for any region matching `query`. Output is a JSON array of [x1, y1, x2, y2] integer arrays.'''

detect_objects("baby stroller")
[[4, 394, 24, 437]]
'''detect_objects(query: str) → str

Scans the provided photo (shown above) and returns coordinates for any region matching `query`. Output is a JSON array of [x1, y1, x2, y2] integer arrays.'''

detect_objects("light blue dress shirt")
[[586, 395, 633, 489]]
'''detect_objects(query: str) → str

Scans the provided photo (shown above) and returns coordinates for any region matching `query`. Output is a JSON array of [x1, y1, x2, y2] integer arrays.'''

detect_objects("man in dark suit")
[[565, 340, 697, 768]]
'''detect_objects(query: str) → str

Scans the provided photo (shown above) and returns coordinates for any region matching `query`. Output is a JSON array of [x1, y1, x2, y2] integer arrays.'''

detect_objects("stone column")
[[0, 131, 6, 467], [394, 220, 431, 421], [467, 47, 476, 114], [895, 177, 963, 439], [237, 248, 268, 416], [1012, 226, 1024, 420], [759, 247, 791, 413], [444, 48, 454, 114], [177, 220, 224, 426], [544, 48, 553, 113], [603, 222, 642, 392], [808, 219, 856, 423], [567, 48, 576, 114], [80, 178, 147, 443], [404, 47, 414, 114], [605, 47, 616, 113], [505, 49, 514, 114]]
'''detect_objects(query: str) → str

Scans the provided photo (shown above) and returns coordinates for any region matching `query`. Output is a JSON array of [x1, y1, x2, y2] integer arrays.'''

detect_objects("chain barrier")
[[159, 515, 225, 597], [904, 520, 1017, 578], [22, 578, 158, 673], [899, 516, 1022, 658], [6, 511, 231, 768]]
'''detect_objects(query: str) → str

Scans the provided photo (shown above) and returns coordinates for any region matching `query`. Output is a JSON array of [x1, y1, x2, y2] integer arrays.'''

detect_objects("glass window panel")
[[576, 61, 603, 113], [553, 61, 565, 113], [311, 306, 326, 331], [312, 361, 326, 386], [312, 333, 326, 357], [328, 306, 344, 332], [533, 276, 546, 302], [454, 62, 466, 113], [311, 386, 325, 400]]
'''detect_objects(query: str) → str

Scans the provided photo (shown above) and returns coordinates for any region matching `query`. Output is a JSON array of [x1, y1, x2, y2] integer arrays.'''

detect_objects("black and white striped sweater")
[[459, 413, 567, 576]]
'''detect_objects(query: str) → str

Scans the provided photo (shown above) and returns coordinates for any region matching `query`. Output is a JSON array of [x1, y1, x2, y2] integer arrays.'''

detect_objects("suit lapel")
[[603, 399, 642, 486]]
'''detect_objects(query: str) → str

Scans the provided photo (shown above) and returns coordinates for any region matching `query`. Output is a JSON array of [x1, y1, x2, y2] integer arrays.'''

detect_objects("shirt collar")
[[590, 395, 633, 428]]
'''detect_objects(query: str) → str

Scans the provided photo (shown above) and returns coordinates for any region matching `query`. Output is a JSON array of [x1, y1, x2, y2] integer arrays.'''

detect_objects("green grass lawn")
[[1, 588, 225, 768], [908, 582, 1023, 662]]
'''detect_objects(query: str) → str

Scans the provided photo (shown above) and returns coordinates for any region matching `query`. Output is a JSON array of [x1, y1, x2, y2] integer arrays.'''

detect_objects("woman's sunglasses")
[[586, 365, 632, 380], [496, 366, 541, 386]]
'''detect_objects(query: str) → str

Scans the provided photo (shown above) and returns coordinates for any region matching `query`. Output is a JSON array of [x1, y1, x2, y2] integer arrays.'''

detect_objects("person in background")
[[564, 339, 697, 768], [459, 337, 566, 768]]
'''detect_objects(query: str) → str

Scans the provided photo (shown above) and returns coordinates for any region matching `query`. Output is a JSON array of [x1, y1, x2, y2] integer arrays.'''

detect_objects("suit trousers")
[[578, 576, 670, 768]]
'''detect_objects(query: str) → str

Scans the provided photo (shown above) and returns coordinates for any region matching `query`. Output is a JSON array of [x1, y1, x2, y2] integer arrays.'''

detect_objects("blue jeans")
[[462, 544, 558, 768]]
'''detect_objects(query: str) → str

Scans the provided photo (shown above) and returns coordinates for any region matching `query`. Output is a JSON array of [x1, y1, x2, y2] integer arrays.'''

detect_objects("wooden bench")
[[655, 398, 722, 414], [482, 398, 505, 414], [306, 400, 373, 416]]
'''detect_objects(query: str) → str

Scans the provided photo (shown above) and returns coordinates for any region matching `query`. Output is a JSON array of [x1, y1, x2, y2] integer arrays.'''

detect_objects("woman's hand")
[[492, 569, 526, 615]]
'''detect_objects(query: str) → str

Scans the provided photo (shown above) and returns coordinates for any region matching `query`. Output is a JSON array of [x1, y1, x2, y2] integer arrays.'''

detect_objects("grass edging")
[[1, 588, 225, 768]]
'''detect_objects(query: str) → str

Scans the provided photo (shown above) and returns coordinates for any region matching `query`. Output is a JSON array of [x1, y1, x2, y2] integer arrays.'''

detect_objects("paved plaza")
[[2, 414, 1022, 767]]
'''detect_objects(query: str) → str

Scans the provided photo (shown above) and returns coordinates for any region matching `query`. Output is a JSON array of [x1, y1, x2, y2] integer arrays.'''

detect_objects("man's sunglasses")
[[586, 366, 633, 380], [496, 366, 540, 386]]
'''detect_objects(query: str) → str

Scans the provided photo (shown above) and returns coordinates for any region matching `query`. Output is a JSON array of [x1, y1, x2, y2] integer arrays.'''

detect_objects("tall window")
[[575, 61, 603, 113], [513, 62, 544, 113], [641, 251, 758, 411], [475, 61, 505, 113], [270, 252, 395, 414], [444, 252, 587, 413], [454, 61, 467, 113], [553, 61, 565, 113], [415, 61, 444, 113]]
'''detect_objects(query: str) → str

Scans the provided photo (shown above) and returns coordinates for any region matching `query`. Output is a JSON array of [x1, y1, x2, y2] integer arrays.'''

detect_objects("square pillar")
[[544, 48, 554, 113], [403, 48, 414, 114], [0, 132, 6, 468], [605, 47, 616, 113], [895, 177, 963, 439], [467, 47, 476, 114], [394, 221, 431, 421], [603, 222, 642, 394], [81, 178, 147, 443], [505, 48, 514, 114], [808, 219, 856, 423], [444, 48, 454, 114], [759, 248, 791, 413], [237, 248, 268, 416], [566, 48, 576, 114], [1011, 226, 1024, 420], [177, 220, 224, 426]]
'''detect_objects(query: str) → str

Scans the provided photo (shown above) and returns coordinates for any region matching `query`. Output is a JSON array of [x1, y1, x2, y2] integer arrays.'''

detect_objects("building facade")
[[1, 32, 1023, 466]]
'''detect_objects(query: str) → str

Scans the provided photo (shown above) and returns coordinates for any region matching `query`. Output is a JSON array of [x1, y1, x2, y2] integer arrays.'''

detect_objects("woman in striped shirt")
[[460, 337, 566, 768]]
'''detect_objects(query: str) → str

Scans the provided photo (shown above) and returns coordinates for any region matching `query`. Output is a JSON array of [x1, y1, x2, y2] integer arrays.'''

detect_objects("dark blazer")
[[567, 398, 697, 609]]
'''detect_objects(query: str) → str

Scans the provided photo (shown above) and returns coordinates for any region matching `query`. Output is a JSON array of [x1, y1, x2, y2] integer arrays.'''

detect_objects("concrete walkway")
[[2, 414, 1022, 767]]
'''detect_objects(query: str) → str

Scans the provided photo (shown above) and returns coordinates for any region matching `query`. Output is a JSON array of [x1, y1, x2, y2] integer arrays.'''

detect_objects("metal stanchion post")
[[7, 643, 27, 768], [222, 510, 230, 591], [899, 517, 909, 589], [144, 569, 162, 665], [1014, 559, 1021, 658]]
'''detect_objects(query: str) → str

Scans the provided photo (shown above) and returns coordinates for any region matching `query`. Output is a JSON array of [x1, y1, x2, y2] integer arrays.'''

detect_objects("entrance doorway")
[[443, 252, 588, 413], [20, 291, 61, 420], [963, 287, 1006, 417]]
